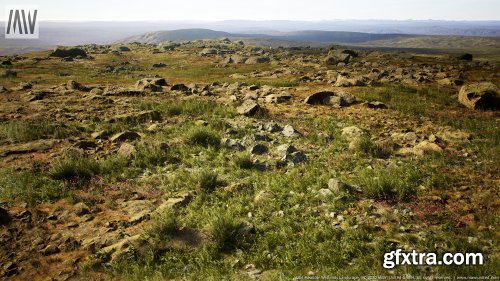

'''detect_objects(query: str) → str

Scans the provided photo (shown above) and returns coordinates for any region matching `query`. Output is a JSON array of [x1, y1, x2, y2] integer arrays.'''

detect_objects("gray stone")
[[118, 143, 136, 157], [249, 144, 268, 155], [281, 151, 307, 164], [110, 131, 141, 143], [341, 126, 366, 139], [282, 125, 300, 138], [221, 138, 245, 151], [237, 100, 260, 116]]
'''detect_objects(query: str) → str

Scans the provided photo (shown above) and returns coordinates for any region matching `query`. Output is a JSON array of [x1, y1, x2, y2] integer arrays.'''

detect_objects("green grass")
[[0, 120, 81, 142], [351, 136, 393, 159], [132, 142, 173, 169], [196, 169, 222, 193], [0, 168, 67, 205], [352, 164, 421, 201], [139, 99, 236, 119], [186, 127, 221, 148], [206, 210, 250, 253], [233, 152, 253, 169]]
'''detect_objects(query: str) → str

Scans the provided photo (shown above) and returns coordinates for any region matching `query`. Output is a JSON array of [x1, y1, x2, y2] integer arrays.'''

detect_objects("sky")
[[1, 0, 499, 21]]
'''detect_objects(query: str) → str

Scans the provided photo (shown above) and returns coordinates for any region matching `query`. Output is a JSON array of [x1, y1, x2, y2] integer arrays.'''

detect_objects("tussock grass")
[[186, 127, 221, 148], [0, 120, 81, 142], [196, 169, 222, 193], [233, 152, 253, 169], [353, 164, 421, 201]]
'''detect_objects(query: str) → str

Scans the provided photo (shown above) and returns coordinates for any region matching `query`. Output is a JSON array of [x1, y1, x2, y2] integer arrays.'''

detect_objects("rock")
[[0, 69, 17, 78], [156, 192, 193, 211], [170, 84, 189, 92], [114, 45, 130, 52], [110, 131, 141, 143], [413, 141, 443, 155], [24, 90, 53, 101], [66, 80, 89, 91], [99, 234, 144, 262], [40, 244, 60, 255], [135, 78, 167, 92], [108, 110, 162, 124], [50, 47, 87, 58], [264, 122, 282, 133], [457, 53, 473, 61], [245, 56, 270, 64], [281, 151, 307, 164], [0, 139, 57, 157], [12, 82, 32, 91], [363, 101, 388, 109], [237, 100, 261, 116], [436, 130, 471, 144], [81, 233, 122, 253], [337, 92, 356, 105], [304, 91, 334, 105], [391, 132, 418, 145], [249, 144, 268, 155], [275, 144, 297, 156], [73, 202, 90, 216], [0, 207, 11, 225], [458, 82, 499, 110], [104, 88, 145, 96], [152, 62, 166, 68], [221, 138, 245, 151], [325, 50, 351, 65], [341, 126, 366, 139], [265, 93, 292, 104], [91, 130, 112, 140], [74, 140, 97, 150], [200, 48, 218, 56], [318, 188, 333, 197], [334, 75, 365, 87], [118, 143, 136, 157], [225, 55, 248, 64], [328, 178, 358, 194], [282, 125, 300, 138]]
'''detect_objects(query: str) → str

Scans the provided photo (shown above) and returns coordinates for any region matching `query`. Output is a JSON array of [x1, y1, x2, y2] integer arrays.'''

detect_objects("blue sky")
[[2, 0, 499, 21]]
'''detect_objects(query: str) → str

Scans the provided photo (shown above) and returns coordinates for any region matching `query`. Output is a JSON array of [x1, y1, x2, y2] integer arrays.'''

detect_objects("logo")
[[5, 6, 39, 39]]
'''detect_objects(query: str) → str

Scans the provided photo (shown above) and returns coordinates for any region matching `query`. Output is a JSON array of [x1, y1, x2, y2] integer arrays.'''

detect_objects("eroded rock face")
[[458, 82, 500, 110]]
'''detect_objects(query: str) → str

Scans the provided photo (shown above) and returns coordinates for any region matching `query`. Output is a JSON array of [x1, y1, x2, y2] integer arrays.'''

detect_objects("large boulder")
[[245, 56, 270, 64], [458, 82, 500, 110], [237, 100, 261, 116], [50, 47, 87, 58], [325, 49, 353, 65], [0, 69, 17, 78], [199, 48, 218, 56], [135, 78, 167, 92], [304, 91, 334, 105]]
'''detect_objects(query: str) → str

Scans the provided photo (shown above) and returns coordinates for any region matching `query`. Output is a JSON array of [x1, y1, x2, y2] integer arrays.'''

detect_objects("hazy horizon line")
[[1, 19, 500, 23]]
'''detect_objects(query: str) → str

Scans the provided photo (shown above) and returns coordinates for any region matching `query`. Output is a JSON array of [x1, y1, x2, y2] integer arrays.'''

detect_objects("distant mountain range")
[[1, 20, 499, 55], [120, 29, 411, 44], [118, 28, 500, 52]]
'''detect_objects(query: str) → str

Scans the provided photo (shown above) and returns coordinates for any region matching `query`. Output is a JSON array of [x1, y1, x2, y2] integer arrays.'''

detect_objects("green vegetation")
[[0, 168, 67, 205], [0, 120, 81, 142]]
